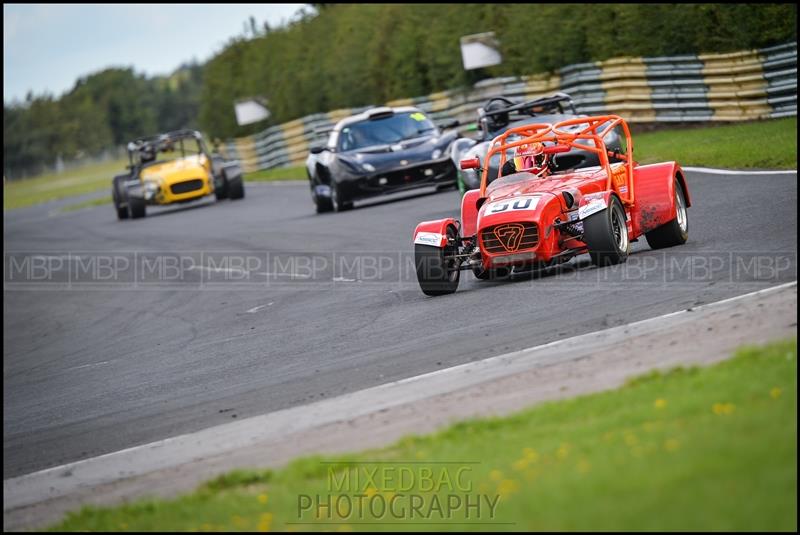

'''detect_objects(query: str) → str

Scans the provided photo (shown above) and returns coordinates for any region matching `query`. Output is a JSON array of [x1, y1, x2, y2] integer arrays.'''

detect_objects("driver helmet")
[[139, 143, 156, 164], [483, 99, 510, 133], [513, 142, 548, 175]]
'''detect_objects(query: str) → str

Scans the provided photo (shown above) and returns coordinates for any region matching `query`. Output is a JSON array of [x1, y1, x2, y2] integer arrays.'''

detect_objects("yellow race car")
[[112, 129, 244, 219]]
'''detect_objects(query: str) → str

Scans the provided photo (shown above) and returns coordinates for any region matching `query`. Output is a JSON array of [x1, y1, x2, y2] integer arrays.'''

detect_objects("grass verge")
[[3, 158, 127, 211], [51, 337, 797, 531], [60, 196, 113, 213], [634, 117, 797, 169], [244, 166, 306, 182]]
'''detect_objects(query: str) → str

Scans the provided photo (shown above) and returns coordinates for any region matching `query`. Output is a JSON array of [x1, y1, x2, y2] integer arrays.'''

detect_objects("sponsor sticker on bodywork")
[[578, 198, 608, 219], [414, 232, 445, 246]]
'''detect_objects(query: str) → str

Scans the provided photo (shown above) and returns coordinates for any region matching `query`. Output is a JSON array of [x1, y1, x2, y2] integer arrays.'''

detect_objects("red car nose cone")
[[493, 223, 525, 252]]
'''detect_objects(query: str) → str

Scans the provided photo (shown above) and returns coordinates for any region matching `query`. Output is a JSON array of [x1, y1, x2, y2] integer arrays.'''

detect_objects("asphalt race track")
[[3, 171, 797, 478]]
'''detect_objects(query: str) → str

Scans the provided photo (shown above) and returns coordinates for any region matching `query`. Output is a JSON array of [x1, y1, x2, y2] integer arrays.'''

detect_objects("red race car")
[[412, 115, 690, 296]]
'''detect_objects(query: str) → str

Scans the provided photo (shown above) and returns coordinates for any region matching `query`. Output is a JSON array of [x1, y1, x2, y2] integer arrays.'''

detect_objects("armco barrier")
[[222, 43, 796, 172]]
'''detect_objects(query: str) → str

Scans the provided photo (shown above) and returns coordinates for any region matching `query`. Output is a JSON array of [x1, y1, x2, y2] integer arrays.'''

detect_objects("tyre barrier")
[[222, 42, 796, 173]]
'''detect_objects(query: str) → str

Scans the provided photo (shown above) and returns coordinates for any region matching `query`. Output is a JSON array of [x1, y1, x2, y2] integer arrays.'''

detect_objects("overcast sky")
[[3, 3, 308, 104]]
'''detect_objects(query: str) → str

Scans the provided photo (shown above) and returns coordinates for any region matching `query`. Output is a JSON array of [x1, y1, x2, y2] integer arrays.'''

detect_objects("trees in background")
[[196, 3, 796, 138], [4, 64, 203, 179], [4, 3, 796, 178]]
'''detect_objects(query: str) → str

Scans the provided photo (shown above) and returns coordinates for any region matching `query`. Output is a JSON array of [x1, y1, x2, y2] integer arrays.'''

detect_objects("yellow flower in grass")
[[556, 443, 570, 460], [258, 512, 273, 532], [497, 479, 519, 496], [664, 438, 681, 452], [512, 457, 529, 471], [364, 486, 378, 498], [489, 469, 504, 482], [258, 493, 269, 505], [623, 432, 638, 447], [712, 403, 735, 415], [523, 447, 539, 462], [770, 387, 782, 399], [654, 398, 667, 409]]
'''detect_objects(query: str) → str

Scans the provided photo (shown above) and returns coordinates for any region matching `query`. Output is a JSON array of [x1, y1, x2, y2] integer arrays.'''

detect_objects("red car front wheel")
[[415, 226, 460, 296]]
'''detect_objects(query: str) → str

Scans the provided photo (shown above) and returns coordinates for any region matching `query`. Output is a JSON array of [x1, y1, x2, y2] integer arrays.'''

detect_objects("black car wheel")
[[645, 180, 688, 249], [315, 195, 333, 213], [129, 194, 146, 219], [112, 174, 130, 220], [228, 175, 245, 200], [416, 225, 460, 296], [214, 168, 230, 200], [215, 178, 229, 200], [330, 180, 353, 212], [114, 202, 129, 220], [310, 175, 333, 213], [583, 195, 629, 266]]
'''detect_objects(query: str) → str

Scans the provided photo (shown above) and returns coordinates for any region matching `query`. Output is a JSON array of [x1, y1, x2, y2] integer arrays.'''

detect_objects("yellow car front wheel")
[[129, 195, 146, 219]]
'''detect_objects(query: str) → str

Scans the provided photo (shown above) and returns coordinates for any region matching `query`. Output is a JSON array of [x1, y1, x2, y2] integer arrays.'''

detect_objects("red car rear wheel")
[[645, 180, 689, 249]]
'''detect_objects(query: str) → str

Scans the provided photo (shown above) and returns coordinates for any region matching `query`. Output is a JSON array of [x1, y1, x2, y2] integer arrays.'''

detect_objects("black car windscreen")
[[338, 112, 437, 152]]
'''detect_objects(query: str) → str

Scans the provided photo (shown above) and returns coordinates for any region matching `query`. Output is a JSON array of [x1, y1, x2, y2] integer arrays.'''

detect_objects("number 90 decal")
[[483, 195, 540, 214]]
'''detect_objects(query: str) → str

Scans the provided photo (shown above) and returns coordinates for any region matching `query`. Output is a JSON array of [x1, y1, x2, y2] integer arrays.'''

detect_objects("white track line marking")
[[187, 266, 248, 275], [64, 361, 110, 372], [254, 272, 313, 279], [4, 280, 796, 502], [390, 280, 798, 387], [245, 303, 273, 314], [683, 166, 797, 175]]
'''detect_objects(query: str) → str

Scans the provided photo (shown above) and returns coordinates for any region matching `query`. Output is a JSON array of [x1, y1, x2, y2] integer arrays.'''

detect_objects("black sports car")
[[305, 106, 460, 213], [452, 92, 622, 194]]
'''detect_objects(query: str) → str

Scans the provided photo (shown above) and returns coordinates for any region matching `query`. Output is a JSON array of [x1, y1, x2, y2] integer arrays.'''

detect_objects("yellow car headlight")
[[143, 180, 160, 200]]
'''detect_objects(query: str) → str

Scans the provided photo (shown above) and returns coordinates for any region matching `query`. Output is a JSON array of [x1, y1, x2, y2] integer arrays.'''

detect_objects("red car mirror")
[[460, 158, 481, 170]]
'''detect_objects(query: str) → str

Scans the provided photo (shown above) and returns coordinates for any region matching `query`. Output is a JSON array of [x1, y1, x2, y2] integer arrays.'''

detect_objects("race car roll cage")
[[479, 92, 576, 121], [126, 129, 211, 169], [476, 115, 635, 205], [478, 93, 577, 136]]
